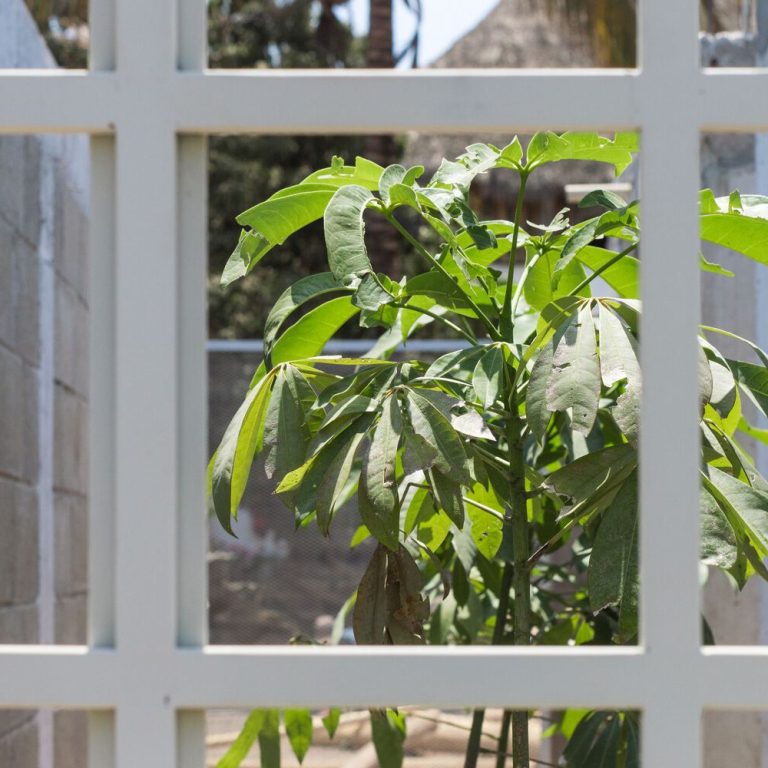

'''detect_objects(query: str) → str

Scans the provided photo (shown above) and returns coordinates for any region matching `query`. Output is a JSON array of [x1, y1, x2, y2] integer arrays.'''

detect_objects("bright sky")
[[342, 0, 501, 67]]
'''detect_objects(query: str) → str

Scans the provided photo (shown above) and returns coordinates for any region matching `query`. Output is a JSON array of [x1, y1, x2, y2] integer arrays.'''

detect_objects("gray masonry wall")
[[0, 1, 89, 766]]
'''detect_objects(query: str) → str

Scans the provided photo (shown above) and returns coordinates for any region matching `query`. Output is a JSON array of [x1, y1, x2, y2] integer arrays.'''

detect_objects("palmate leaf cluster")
[[209, 131, 768, 767]]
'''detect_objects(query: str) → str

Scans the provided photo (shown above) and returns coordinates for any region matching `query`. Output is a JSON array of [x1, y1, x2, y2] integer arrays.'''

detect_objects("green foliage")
[[210, 131, 768, 766]]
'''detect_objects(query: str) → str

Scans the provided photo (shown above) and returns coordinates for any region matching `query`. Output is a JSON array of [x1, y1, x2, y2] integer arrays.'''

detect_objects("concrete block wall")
[[0, 1, 90, 766]]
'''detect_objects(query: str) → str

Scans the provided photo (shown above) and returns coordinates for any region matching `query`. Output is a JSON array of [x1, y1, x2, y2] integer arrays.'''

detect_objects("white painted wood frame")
[[0, 1, 767, 766]]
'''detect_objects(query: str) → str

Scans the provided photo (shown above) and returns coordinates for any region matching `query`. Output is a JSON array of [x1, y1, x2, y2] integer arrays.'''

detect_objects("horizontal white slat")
[[0, 71, 118, 133], [2, 69, 768, 134], [1, 646, 767, 710]]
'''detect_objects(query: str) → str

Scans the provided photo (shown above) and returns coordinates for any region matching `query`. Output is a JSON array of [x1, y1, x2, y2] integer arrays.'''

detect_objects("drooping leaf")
[[428, 468, 465, 528], [302, 155, 384, 190], [526, 131, 637, 175], [527, 338, 556, 442], [211, 371, 276, 531], [324, 185, 375, 287], [472, 345, 506, 409], [216, 709, 265, 768], [728, 359, 768, 418], [563, 711, 623, 768], [384, 546, 430, 644], [598, 304, 640, 387], [284, 709, 313, 764], [700, 488, 739, 569], [588, 471, 639, 638], [250, 297, 360, 387], [360, 396, 403, 549], [701, 192, 768, 266], [370, 709, 406, 768], [353, 545, 389, 644], [222, 187, 337, 285], [257, 709, 281, 768], [406, 391, 471, 484], [322, 708, 341, 739], [263, 273, 346, 364], [262, 366, 311, 482], [546, 303, 601, 435]]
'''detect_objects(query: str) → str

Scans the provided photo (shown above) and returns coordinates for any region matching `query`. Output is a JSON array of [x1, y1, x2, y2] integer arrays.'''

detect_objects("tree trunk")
[[365, 0, 401, 275]]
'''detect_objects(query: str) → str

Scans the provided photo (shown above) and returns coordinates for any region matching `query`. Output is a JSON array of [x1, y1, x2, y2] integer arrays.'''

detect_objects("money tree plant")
[[209, 132, 768, 768]]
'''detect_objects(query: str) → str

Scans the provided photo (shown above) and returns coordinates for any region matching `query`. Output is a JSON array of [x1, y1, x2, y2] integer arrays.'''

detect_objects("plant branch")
[[393, 301, 477, 343], [501, 171, 529, 339], [384, 212, 500, 339], [566, 241, 638, 297]]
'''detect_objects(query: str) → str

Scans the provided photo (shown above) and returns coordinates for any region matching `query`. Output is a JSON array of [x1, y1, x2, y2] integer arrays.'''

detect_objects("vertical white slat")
[[113, 0, 178, 764], [176, 135, 208, 767], [640, 0, 703, 766], [176, 0, 209, 763], [88, 0, 115, 71]]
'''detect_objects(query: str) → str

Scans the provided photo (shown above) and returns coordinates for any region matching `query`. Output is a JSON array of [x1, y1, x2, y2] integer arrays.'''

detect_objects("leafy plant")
[[209, 131, 768, 767]]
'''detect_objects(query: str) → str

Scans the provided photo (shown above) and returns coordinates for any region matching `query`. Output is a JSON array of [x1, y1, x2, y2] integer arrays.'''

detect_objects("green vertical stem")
[[463, 560, 514, 768], [500, 171, 529, 340], [495, 710, 513, 768], [508, 388, 532, 767]]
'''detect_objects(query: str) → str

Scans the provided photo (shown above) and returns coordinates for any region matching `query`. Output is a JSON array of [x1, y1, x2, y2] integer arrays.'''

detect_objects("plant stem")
[[384, 212, 500, 340], [495, 710, 512, 768], [501, 171, 529, 339], [392, 301, 477, 343], [463, 560, 514, 768], [566, 241, 638, 297], [507, 389, 532, 768]]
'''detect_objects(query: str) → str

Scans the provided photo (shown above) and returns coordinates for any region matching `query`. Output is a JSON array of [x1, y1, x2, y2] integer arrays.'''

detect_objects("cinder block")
[[0, 136, 25, 227], [55, 594, 86, 644], [21, 361, 39, 486], [0, 220, 16, 348], [0, 603, 38, 644], [12, 483, 38, 605], [55, 278, 88, 397], [54, 385, 87, 496], [0, 345, 25, 481], [0, 478, 16, 605], [55, 492, 88, 597], [54, 710, 88, 768], [5, 718, 38, 768], [55, 179, 90, 302], [20, 137, 41, 248], [14, 238, 39, 367], [0, 709, 35, 742]]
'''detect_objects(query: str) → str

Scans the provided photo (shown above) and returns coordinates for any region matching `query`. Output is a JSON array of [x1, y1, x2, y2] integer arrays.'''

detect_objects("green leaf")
[[564, 712, 622, 768], [322, 708, 341, 739], [360, 396, 402, 549], [527, 131, 637, 175], [379, 164, 407, 205], [526, 339, 555, 442], [472, 345, 506, 409], [216, 710, 265, 768], [406, 391, 471, 485], [429, 468, 465, 528], [576, 246, 639, 298], [353, 545, 388, 644], [465, 483, 503, 559], [302, 155, 384, 190], [546, 303, 601, 435], [370, 709, 406, 768], [284, 709, 313, 764], [524, 248, 591, 311], [498, 137, 523, 167], [262, 367, 311, 482], [211, 371, 275, 531], [263, 273, 346, 363], [699, 253, 734, 278], [728, 359, 768, 418], [588, 472, 639, 638], [324, 185, 375, 287], [701, 193, 768, 266], [257, 709, 281, 768], [700, 488, 738, 569], [544, 444, 637, 520], [250, 297, 360, 388], [313, 418, 369, 534], [223, 186, 336, 285], [578, 188, 629, 210], [599, 304, 640, 387]]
